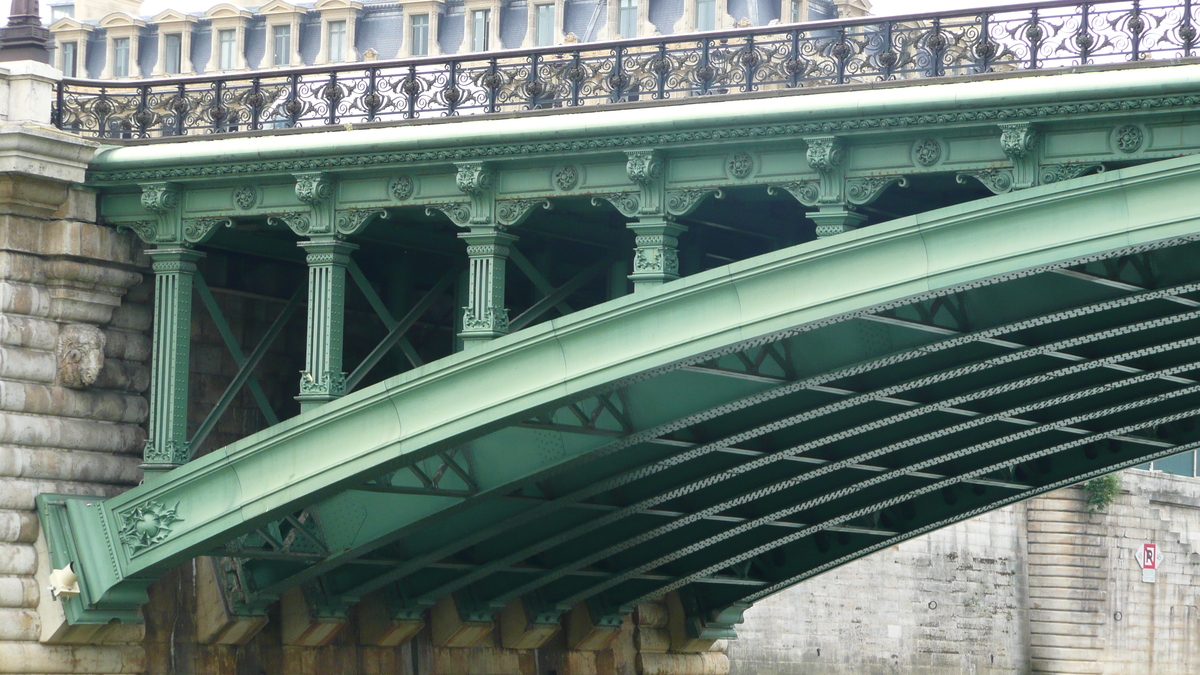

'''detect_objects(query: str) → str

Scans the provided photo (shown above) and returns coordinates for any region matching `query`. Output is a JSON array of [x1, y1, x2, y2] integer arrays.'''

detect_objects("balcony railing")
[[54, 0, 1200, 140]]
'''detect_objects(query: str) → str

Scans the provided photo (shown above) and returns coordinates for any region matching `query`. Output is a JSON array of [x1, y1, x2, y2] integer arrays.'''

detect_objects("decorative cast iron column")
[[625, 150, 686, 290], [458, 227, 516, 348], [297, 237, 356, 408], [272, 172, 386, 409], [142, 246, 204, 478]]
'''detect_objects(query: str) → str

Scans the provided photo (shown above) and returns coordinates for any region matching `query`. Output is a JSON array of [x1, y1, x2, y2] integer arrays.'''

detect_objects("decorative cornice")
[[88, 94, 1200, 182]]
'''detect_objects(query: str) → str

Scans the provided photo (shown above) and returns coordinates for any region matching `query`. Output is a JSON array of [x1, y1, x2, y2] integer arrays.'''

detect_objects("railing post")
[[52, 79, 63, 128], [142, 246, 204, 480], [297, 236, 356, 409]]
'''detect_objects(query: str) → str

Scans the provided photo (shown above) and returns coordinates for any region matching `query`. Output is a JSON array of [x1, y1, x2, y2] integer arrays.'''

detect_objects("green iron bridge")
[[36, 0, 1200, 650]]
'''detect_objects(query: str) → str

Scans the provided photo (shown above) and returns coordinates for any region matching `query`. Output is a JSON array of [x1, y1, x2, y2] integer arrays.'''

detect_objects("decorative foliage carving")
[[267, 212, 313, 235], [183, 217, 233, 244], [727, 152, 754, 179], [666, 188, 724, 217], [591, 193, 641, 219], [139, 183, 180, 215], [957, 169, 1015, 195], [117, 221, 159, 242], [1040, 163, 1105, 184], [626, 150, 665, 185], [999, 123, 1039, 158], [554, 166, 580, 191], [633, 245, 679, 276], [913, 139, 942, 166], [56, 324, 106, 389], [335, 208, 387, 235], [455, 162, 496, 195], [846, 176, 908, 206], [299, 370, 347, 397], [234, 186, 257, 210], [1115, 125, 1144, 153], [768, 181, 820, 207], [462, 306, 509, 333], [294, 172, 332, 206], [425, 202, 473, 227], [496, 199, 552, 227], [805, 137, 844, 172], [389, 175, 415, 201], [118, 501, 183, 554]]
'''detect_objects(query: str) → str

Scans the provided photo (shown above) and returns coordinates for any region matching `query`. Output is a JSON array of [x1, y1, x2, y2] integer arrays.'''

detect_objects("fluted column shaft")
[[297, 238, 357, 411]]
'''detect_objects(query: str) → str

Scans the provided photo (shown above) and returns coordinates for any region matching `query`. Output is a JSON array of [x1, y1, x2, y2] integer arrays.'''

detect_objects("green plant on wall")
[[1084, 474, 1122, 513]]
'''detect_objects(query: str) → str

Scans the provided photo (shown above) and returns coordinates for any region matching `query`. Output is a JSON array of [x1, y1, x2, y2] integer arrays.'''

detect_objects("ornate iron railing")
[[54, 0, 1200, 140]]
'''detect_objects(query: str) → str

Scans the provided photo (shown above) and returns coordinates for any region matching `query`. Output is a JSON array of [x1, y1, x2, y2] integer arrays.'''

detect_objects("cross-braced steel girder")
[[37, 156, 1200, 640]]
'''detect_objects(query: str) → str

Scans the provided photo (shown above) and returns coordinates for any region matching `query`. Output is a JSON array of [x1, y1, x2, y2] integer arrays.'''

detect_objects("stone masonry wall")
[[727, 469, 1200, 675]]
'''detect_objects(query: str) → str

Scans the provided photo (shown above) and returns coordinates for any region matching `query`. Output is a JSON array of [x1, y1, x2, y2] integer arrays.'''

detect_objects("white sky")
[[18, 0, 1033, 21]]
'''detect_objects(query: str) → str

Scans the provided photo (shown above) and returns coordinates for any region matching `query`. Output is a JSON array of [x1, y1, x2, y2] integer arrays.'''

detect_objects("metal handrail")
[[53, 0, 1198, 140]]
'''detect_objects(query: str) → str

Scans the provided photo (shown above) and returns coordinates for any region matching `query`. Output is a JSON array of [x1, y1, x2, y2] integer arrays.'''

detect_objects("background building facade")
[[46, 0, 866, 80]]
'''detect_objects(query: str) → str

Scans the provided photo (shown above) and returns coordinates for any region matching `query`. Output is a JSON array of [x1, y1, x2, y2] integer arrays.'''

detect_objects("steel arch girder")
[[37, 154, 1200, 625]]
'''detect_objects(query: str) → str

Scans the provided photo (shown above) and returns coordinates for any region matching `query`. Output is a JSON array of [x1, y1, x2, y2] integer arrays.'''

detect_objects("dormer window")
[[272, 24, 291, 66], [411, 15, 430, 55], [697, 0, 716, 30], [164, 34, 182, 74], [218, 30, 236, 70], [535, 4, 555, 46], [61, 41, 78, 77], [618, 0, 636, 38], [51, 5, 74, 21], [112, 37, 130, 77], [328, 21, 347, 63], [472, 9, 490, 51]]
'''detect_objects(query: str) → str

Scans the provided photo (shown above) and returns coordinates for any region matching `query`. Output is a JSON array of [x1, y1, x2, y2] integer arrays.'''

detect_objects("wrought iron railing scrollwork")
[[52, 0, 1200, 140]]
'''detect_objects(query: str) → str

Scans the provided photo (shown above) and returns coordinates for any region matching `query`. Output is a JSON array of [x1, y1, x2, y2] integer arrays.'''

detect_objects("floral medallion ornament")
[[119, 501, 183, 554], [390, 175, 414, 201], [234, 186, 257, 210], [554, 166, 579, 191], [1115, 125, 1144, 153], [913, 139, 942, 166], [727, 152, 754, 179]]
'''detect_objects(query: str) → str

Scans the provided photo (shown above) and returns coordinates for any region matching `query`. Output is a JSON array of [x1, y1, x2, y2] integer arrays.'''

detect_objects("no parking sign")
[[1137, 543, 1163, 583]]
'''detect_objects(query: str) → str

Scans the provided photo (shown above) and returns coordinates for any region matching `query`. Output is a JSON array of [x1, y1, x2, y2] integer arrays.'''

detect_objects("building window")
[[696, 0, 716, 31], [61, 41, 77, 77], [51, 5, 74, 21], [790, 0, 802, 23], [112, 37, 130, 78], [618, 0, 637, 38], [411, 14, 429, 56], [218, 29, 236, 70], [164, 33, 182, 74], [328, 20, 347, 63], [472, 9, 490, 52], [535, 4, 555, 46], [273, 24, 291, 66]]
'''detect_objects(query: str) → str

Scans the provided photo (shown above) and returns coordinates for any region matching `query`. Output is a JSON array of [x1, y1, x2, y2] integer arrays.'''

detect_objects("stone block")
[[636, 652, 729, 675], [498, 598, 559, 650], [195, 556, 267, 645], [566, 602, 620, 652], [281, 586, 347, 647], [432, 594, 494, 648], [357, 592, 425, 647]]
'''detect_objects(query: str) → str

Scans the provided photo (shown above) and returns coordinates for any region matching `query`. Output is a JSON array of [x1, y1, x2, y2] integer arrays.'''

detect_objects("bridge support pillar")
[[296, 237, 356, 411], [141, 246, 204, 479], [458, 227, 516, 349]]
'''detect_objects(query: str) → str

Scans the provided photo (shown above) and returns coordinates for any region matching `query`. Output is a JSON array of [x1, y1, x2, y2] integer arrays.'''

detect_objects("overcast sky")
[[16, 0, 1030, 21]]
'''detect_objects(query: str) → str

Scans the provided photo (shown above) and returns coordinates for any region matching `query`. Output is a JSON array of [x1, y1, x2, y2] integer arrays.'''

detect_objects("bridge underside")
[[40, 153, 1200, 643]]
